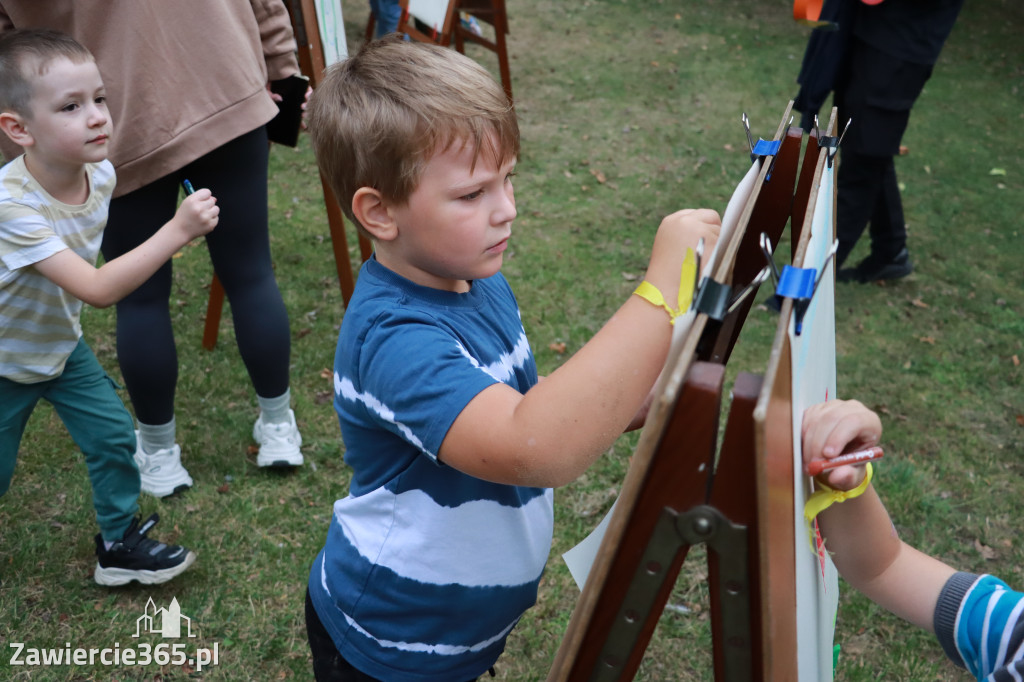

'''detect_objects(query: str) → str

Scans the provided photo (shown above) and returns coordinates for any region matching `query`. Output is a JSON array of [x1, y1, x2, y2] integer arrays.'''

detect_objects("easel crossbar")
[[593, 505, 752, 682]]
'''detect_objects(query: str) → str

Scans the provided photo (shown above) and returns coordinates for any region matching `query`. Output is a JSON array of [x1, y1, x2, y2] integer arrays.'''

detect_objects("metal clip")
[[742, 112, 755, 157], [759, 232, 781, 290], [693, 277, 732, 321], [809, 240, 839, 302], [727, 267, 771, 315], [820, 118, 851, 167]]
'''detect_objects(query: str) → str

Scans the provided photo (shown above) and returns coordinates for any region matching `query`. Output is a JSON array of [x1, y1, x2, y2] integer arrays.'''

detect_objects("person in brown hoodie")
[[0, 0, 307, 494]]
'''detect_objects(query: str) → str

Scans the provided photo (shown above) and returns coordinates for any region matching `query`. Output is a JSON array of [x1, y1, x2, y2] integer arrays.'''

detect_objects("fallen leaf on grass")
[[910, 298, 929, 308], [1015, 414, 1024, 427], [974, 539, 997, 560], [919, 336, 936, 344], [1012, 354, 1020, 367], [247, 444, 259, 456], [621, 272, 638, 281], [548, 342, 567, 354], [217, 483, 230, 494], [989, 168, 1008, 176], [589, 168, 607, 183], [319, 367, 333, 380], [315, 390, 333, 405]]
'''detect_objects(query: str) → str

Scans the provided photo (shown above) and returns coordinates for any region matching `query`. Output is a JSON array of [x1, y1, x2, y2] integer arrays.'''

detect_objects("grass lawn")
[[1, 1, 1021, 680]]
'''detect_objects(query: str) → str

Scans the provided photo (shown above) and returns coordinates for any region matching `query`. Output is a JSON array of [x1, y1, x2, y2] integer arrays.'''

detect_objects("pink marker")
[[806, 446, 884, 476]]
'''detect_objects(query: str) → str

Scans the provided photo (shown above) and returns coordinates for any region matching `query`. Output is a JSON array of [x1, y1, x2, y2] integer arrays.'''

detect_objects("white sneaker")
[[133, 431, 193, 497], [253, 409, 304, 467]]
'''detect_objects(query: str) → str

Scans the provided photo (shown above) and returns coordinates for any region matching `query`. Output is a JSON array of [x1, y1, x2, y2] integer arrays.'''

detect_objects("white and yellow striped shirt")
[[0, 156, 115, 383]]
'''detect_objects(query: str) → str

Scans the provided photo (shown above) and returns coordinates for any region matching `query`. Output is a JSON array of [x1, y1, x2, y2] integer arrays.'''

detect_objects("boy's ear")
[[0, 112, 33, 148], [352, 187, 398, 242]]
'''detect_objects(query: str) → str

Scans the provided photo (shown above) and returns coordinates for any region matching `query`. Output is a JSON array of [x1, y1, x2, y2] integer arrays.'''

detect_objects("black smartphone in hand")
[[266, 74, 309, 147]]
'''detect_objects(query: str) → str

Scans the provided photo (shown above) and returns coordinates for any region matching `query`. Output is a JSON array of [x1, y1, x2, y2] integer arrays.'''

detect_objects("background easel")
[[386, 0, 513, 101], [202, 0, 372, 350]]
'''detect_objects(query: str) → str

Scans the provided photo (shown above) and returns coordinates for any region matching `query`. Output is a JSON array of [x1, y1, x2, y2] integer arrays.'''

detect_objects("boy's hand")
[[645, 209, 722, 310], [802, 399, 882, 491], [175, 188, 220, 239]]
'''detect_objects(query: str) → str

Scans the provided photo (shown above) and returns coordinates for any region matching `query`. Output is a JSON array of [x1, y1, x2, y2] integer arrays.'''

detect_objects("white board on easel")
[[313, 0, 348, 65], [788, 151, 839, 681], [406, 0, 454, 33]]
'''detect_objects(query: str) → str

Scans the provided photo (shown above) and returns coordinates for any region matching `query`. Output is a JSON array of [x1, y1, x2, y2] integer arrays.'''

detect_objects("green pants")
[[0, 339, 139, 541]]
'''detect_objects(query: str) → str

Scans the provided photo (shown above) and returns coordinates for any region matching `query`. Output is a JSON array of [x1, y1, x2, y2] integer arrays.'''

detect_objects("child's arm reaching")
[[805, 400, 1024, 679], [440, 208, 721, 488], [33, 188, 219, 308], [802, 400, 956, 631]]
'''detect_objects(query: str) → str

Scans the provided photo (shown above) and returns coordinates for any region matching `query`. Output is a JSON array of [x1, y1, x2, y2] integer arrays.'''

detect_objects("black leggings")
[[101, 127, 291, 424], [305, 590, 383, 682]]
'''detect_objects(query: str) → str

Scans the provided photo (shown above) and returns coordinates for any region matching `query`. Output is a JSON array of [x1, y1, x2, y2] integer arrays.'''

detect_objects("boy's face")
[[383, 136, 516, 293], [21, 56, 111, 169]]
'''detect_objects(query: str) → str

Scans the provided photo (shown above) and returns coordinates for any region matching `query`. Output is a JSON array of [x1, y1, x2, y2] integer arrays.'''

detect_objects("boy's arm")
[[803, 400, 956, 632], [439, 209, 721, 488], [33, 189, 218, 308]]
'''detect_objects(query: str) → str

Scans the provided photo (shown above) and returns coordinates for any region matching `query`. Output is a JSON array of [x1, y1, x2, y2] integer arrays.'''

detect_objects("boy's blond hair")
[[0, 29, 95, 118], [307, 36, 519, 237]]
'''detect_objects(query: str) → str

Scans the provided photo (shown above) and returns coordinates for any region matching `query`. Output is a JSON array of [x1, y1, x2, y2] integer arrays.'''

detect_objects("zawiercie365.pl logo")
[[9, 597, 220, 672]]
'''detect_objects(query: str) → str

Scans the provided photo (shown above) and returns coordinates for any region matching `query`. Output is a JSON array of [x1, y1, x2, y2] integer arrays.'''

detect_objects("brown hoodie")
[[0, 0, 300, 196]]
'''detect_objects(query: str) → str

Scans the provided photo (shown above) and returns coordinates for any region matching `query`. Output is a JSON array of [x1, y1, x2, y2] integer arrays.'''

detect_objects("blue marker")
[[182, 179, 195, 195]]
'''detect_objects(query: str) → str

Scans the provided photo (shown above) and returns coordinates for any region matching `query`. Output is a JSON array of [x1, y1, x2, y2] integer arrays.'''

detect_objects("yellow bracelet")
[[803, 462, 873, 550], [632, 247, 697, 324]]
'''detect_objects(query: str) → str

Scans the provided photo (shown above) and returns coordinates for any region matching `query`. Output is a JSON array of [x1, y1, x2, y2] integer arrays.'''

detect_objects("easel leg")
[[202, 275, 226, 351], [321, 174, 359, 304]]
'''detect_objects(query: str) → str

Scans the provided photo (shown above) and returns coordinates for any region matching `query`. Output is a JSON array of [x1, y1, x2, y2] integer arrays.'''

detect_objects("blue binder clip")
[[772, 241, 838, 335], [742, 113, 786, 178]]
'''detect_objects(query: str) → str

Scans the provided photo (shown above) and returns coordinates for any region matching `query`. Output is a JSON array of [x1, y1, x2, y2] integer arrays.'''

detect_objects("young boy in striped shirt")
[[0, 29, 218, 585], [803, 399, 1022, 680]]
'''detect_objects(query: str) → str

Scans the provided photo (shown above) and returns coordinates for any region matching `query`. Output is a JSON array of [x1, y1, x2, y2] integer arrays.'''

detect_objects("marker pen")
[[806, 446, 884, 477]]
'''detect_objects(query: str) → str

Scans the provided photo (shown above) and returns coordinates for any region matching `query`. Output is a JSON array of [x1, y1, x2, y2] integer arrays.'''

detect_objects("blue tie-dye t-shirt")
[[308, 256, 553, 682]]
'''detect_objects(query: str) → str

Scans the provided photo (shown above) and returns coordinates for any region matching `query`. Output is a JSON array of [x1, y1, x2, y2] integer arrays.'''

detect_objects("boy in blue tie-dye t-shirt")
[[302, 36, 722, 682]]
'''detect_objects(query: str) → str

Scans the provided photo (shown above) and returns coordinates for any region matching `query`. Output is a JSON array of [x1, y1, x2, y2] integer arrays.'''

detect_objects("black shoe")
[[838, 248, 913, 283], [94, 513, 196, 586]]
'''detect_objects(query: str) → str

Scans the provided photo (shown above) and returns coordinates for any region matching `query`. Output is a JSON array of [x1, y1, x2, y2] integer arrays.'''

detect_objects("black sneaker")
[[837, 248, 913, 283], [94, 513, 196, 586]]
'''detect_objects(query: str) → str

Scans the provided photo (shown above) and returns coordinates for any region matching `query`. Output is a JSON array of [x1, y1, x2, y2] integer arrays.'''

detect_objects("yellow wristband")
[[632, 247, 697, 324], [803, 462, 873, 550]]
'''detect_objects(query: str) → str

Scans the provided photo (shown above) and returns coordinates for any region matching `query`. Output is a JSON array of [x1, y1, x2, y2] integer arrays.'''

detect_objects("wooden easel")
[[394, 0, 514, 101], [202, 0, 372, 350], [547, 106, 839, 681], [452, 0, 513, 101]]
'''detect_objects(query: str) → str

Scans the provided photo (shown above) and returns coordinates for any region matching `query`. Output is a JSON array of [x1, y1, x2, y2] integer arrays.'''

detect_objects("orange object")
[[793, 0, 823, 24]]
